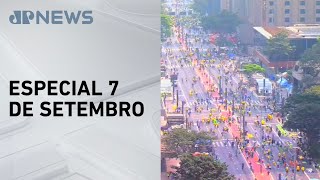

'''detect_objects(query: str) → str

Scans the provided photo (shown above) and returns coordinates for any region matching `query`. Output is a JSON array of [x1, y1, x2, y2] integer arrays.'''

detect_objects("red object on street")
[[193, 152, 201, 157], [209, 34, 218, 44]]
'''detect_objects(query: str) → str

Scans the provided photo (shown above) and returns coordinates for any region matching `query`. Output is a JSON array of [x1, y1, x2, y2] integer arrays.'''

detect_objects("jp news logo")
[[9, 10, 93, 24]]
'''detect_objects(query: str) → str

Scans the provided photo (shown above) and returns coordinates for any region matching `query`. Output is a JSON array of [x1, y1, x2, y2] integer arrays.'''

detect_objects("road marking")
[[304, 171, 311, 180]]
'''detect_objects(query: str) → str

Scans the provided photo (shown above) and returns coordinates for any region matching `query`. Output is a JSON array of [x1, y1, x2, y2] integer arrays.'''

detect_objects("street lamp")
[[291, 146, 303, 180], [218, 76, 222, 97], [225, 87, 228, 109], [231, 91, 235, 115], [239, 86, 246, 146]]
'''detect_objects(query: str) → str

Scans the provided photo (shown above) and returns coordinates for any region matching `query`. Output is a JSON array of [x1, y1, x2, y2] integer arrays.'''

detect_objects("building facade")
[[217, 0, 320, 26], [246, 0, 320, 26]]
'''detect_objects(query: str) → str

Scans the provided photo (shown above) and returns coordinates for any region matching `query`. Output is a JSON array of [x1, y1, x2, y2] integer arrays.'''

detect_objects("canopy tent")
[[161, 79, 172, 94], [277, 78, 293, 93], [256, 78, 273, 94], [277, 78, 289, 87]]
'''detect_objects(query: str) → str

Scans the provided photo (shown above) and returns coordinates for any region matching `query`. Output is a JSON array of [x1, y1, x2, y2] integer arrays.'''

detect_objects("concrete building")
[[241, 0, 320, 26], [219, 0, 250, 21], [220, 0, 231, 12], [218, 0, 320, 26], [219, 0, 320, 45]]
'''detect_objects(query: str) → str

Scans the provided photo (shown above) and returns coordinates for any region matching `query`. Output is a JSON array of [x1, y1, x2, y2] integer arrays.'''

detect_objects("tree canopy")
[[172, 153, 235, 180], [200, 11, 241, 33], [305, 85, 320, 95], [264, 32, 295, 61], [161, 14, 174, 41], [282, 86, 320, 160], [162, 128, 213, 157], [191, 0, 210, 15], [243, 64, 265, 75], [300, 39, 320, 77]]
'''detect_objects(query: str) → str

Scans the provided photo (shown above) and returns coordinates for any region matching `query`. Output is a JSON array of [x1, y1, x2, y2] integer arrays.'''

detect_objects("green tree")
[[162, 128, 213, 157], [300, 39, 320, 77], [305, 85, 320, 95], [172, 153, 235, 180], [300, 74, 320, 90], [282, 88, 320, 160], [264, 32, 295, 61], [191, 0, 210, 15], [200, 11, 241, 33], [243, 64, 265, 76], [161, 14, 174, 41]]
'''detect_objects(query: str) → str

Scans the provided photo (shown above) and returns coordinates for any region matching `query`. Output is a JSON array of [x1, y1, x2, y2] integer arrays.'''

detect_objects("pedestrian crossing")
[[184, 99, 262, 108], [212, 141, 234, 147], [165, 64, 193, 69], [185, 100, 215, 107]]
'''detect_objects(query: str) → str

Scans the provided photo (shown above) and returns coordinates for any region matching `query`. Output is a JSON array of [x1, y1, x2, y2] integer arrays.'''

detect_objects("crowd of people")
[[162, 15, 313, 178]]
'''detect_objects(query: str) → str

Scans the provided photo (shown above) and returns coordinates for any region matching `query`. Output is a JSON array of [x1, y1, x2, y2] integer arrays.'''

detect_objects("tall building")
[[220, 0, 231, 12], [245, 0, 320, 26], [215, 0, 250, 20], [219, 0, 320, 26]]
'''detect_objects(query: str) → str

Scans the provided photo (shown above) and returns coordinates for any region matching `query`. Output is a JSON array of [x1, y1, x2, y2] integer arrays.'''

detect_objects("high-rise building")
[[220, 0, 231, 12], [218, 0, 320, 26], [239, 0, 320, 26]]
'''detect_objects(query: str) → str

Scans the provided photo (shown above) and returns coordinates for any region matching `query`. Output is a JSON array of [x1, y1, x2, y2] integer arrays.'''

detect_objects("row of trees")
[[200, 11, 241, 33], [299, 39, 320, 90], [162, 128, 212, 157], [282, 85, 320, 160], [161, 14, 174, 41], [268, 35, 320, 160], [162, 129, 234, 179]]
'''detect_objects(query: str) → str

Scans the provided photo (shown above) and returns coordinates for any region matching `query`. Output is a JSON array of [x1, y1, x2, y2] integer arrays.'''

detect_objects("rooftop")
[[254, 24, 320, 39]]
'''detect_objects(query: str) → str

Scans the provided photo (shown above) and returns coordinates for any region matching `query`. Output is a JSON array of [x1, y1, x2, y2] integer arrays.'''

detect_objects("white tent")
[[256, 78, 273, 94], [161, 79, 173, 94]]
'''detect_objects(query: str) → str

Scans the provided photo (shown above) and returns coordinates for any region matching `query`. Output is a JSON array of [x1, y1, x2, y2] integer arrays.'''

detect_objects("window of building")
[[317, 9, 320, 14], [269, 17, 273, 23], [285, 9, 290, 14], [300, 9, 306, 14], [285, 1, 290, 6], [285, 17, 290, 22], [300, 1, 305, 6], [316, 17, 320, 22], [317, 1, 320, 6], [269, 1, 274, 6], [300, 17, 305, 22], [269, 9, 273, 14]]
